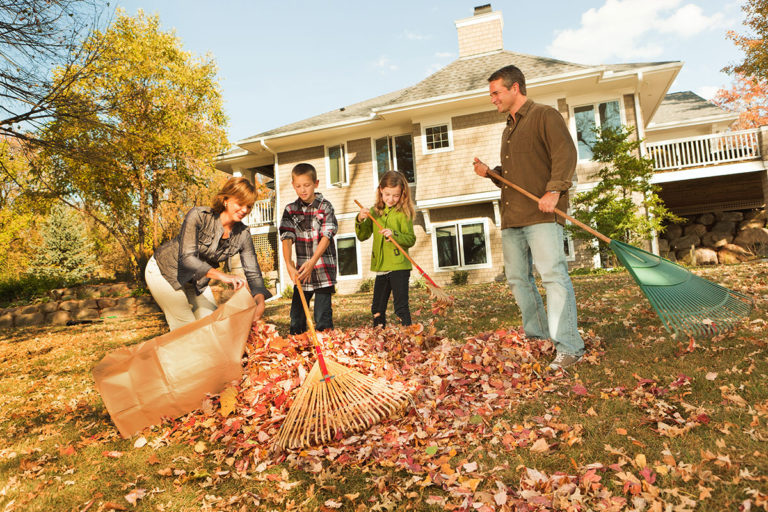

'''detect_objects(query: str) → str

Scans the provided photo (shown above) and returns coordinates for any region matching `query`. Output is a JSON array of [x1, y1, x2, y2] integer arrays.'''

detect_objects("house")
[[216, 4, 768, 294]]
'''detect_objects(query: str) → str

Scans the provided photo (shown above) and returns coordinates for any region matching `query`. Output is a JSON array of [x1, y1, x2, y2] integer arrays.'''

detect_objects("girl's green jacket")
[[355, 206, 415, 272]]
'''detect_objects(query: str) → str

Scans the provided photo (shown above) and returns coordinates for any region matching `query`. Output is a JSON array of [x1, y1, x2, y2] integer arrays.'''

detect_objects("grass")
[[0, 262, 766, 511]]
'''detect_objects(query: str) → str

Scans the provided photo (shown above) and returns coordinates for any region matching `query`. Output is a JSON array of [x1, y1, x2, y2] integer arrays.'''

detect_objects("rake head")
[[426, 281, 454, 307], [610, 240, 754, 337], [276, 358, 410, 449]]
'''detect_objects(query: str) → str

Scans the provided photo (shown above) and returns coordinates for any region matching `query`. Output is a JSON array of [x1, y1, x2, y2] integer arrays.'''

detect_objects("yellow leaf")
[[194, 441, 206, 453], [219, 386, 238, 417], [587, 407, 598, 416], [530, 438, 549, 453], [616, 428, 627, 435], [635, 453, 647, 468]]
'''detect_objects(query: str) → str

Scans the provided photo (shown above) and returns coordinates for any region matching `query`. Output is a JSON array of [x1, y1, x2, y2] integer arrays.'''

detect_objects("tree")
[[30, 202, 97, 282], [724, 0, 768, 81], [34, 11, 228, 278], [712, 73, 768, 129], [569, 126, 680, 264], [0, 0, 109, 143]]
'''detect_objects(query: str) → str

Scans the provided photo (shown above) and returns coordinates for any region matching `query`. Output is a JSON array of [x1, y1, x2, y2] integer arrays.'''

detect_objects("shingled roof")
[[649, 91, 735, 126], [241, 50, 675, 142]]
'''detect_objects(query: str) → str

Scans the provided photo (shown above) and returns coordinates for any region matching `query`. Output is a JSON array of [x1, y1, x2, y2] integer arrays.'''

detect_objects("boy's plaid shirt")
[[279, 193, 338, 291]]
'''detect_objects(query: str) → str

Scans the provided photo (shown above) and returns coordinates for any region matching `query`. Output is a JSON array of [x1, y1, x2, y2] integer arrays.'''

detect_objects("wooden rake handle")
[[353, 199, 440, 289], [293, 278, 332, 380], [485, 170, 611, 244]]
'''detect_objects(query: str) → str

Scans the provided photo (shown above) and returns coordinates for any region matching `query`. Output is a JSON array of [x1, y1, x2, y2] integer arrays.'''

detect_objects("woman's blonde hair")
[[373, 171, 414, 219], [212, 177, 257, 215]]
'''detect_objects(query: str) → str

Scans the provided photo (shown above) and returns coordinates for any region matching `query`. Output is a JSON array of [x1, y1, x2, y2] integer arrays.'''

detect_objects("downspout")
[[260, 139, 283, 296]]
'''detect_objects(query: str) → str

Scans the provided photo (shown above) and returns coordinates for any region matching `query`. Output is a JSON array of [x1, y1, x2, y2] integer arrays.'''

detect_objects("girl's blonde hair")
[[373, 170, 414, 219], [212, 177, 257, 214]]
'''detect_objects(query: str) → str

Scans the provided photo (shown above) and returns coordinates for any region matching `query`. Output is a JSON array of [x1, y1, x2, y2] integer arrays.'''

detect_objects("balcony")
[[246, 196, 275, 227], [646, 128, 762, 171]]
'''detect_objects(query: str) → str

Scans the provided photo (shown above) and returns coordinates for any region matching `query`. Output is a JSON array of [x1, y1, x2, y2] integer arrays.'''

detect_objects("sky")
[[114, 0, 748, 144]]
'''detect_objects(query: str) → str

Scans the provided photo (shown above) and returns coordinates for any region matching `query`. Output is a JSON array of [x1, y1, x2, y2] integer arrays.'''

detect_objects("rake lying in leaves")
[[486, 170, 754, 337], [354, 199, 453, 308], [275, 280, 410, 449]]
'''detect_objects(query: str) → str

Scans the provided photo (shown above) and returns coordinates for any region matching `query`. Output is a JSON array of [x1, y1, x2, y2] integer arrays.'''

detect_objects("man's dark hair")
[[291, 163, 317, 182], [488, 65, 527, 95]]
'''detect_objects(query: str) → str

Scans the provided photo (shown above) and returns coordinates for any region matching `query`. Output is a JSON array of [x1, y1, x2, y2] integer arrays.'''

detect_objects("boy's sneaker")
[[549, 352, 582, 370]]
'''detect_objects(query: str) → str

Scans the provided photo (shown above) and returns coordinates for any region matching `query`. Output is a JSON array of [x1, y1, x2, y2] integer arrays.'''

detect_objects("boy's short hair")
[[291, 163, 317, 182]]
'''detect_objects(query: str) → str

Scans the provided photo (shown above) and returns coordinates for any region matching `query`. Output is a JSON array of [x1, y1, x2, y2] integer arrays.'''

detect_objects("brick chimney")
[[455, 4, 504, 58]]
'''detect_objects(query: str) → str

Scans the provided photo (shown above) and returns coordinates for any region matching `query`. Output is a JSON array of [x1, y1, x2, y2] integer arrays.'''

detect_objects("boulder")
[[15, 311, 45, 327], [739, 217, 767, 230], [684, 223, 707, 237], [696, 212, 715, 226], [720, 211, 744, 222], [136, 303, 162, 315], [79, 286, 101, 299], [105, 283, 132, 296], [663, 224, 683, 239], [0, 313, 13, 329], [47, 310, 72, 325], [718, 244, 754, 264], [40, 301, 60, 314], [711, 221, 736, 234], [701, 231, 733, 248], [74, 308, 100, 320], [671, 234, 700, 250], [20, 305, 40, 315], [733, 227, 768, 248], [97, 298, 118, 309], [59, 300, 81, 312], [743, 209, 767, 222], [100, 306, 135, 318], [692, 247, 718, 265], [49, 288, 66, 300], [658, 238, 669, 252], [676, 248, 695, 265], [117, 297, 136, 308]]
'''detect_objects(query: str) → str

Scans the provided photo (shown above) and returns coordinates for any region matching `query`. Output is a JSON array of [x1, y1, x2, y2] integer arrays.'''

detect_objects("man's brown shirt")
[[491, 98, 577, 228]]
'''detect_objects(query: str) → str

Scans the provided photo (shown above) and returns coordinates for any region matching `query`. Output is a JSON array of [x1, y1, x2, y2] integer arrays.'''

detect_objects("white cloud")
[[403, 30, 430, 41], [695, 85, 720, 100], [373, 56, 398, 74], [548, 0, 725, 64]]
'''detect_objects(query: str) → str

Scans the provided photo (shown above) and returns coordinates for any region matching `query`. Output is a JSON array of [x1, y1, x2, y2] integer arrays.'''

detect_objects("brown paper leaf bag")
[[92, 287, 256, 438]]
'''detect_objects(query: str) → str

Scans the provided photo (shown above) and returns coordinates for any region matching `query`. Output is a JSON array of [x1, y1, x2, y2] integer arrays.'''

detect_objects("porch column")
[[761, 126, 768, 207]]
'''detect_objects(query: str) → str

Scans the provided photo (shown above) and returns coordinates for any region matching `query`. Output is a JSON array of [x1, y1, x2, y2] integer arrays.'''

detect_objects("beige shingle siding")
[[457, 21, 503, 58]]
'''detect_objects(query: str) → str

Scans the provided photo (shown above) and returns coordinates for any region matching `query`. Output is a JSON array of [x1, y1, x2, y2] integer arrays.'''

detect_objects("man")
[[473, 64, 584, 370]]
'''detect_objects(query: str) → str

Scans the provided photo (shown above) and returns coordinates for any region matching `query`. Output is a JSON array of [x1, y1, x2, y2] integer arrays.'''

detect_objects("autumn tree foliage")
[[724, 0, 768, 80], [712, 73, 768, 129], [34, 11, 228, 278]]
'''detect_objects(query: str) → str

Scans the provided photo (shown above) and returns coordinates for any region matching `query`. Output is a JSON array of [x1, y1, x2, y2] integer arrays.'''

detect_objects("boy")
[[279, 163, 338, 335]]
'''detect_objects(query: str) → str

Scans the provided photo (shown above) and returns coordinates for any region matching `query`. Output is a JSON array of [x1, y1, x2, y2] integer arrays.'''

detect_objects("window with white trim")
[[574, 100, 622, 160], [432, 218, 491, 270], [326, 143, 348, 187], [422, 121, 453, 154], [563, 227, 575, 262], [335, 234, 361, 279], [373, 134, 415, 184]]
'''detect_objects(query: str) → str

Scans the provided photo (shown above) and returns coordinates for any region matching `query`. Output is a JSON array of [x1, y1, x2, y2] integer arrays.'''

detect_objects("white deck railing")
[[246, 197, 275, 227], [646, 128, 762, 171]]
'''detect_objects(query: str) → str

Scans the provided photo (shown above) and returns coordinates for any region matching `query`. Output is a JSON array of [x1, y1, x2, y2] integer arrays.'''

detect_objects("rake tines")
[[276, 358, 409, 449]]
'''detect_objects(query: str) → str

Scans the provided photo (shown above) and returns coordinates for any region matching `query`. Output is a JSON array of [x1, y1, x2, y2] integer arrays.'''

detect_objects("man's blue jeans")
[[502, 223, 584, 356]]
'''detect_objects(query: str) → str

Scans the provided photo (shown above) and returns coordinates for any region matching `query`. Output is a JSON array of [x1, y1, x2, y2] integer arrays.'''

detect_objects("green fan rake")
[[486, 170, 754, 337]]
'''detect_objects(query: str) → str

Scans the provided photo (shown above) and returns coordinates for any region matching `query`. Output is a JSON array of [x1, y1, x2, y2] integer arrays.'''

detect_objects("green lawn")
[[0, 262, 766, 511]]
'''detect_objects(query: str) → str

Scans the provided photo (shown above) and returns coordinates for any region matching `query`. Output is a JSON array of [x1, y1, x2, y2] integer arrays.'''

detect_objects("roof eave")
[[646, 112, 739, 131]]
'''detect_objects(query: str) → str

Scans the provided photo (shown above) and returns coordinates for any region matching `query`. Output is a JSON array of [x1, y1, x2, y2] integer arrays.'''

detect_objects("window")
[[563, 228, 575, 262], [326, 143, 348, 187], [373, 134, 414, 183], [574, 100, 621, 160], [335, 234, 361, 279], [433, 219, 490, 270], [422, 122, 453, 153]]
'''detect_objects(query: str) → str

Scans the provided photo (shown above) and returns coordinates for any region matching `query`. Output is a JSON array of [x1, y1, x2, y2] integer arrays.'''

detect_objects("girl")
[[355, 170, 416, 327]]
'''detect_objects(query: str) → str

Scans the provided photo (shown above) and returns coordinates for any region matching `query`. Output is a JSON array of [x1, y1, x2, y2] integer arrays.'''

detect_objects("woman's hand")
[[380, 228, 393, 239], [252, 293, 265, 323], [221, 273, 247, 290], [357, 207, 369, 222]]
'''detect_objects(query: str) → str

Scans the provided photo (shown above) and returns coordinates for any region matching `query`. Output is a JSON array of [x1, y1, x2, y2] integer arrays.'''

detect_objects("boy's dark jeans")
[[290, 285, 334, 335], [372, 269, 411, 327]]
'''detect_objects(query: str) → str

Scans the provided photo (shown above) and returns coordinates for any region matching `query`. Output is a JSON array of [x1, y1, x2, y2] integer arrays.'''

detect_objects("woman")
[[145, 177, 271, 330]]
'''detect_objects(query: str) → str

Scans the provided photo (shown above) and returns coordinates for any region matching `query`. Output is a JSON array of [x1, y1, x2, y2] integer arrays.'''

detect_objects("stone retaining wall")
[[0, 283, 161, 329], [659, 208, 768, 265]]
